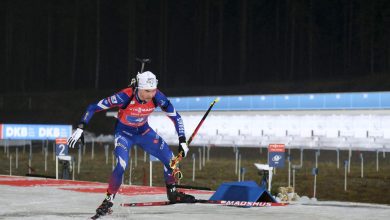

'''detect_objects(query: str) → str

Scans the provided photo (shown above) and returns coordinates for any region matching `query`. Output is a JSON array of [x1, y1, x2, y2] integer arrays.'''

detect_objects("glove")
[[178, 136, 189, 157], [67, 124, 85, 148]]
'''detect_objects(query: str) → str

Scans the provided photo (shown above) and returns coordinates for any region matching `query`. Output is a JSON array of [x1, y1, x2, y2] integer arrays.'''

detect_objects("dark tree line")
[[1, 0, 390, 94]]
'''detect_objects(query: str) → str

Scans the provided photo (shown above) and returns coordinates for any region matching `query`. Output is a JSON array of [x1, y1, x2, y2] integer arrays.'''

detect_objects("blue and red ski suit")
[[80, 87, 185, 195]]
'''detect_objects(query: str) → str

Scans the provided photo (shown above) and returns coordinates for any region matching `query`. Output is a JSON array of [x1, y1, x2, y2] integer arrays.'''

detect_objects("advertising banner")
[[0, 124, 72, 140]]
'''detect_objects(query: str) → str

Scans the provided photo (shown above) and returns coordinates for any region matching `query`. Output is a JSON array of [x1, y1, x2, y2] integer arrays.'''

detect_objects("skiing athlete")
[[67, 71, 195, 218]]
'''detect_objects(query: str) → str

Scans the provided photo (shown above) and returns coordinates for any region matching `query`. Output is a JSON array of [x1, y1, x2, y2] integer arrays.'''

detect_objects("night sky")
[[1, 0, 390, 95]]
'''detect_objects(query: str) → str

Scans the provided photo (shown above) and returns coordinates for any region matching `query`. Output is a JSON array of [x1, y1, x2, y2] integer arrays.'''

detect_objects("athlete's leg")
[[136, 128, 196, 203], [95, 133, 133, 216], [135, 128, 176, 184], [107, 134, 133, 195]]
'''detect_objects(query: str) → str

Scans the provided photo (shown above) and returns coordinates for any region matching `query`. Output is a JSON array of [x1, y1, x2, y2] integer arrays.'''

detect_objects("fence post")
[[360, 153, 364, 178], [53, 142, 56, 160], [129, 157, 133, 185], [198, 148, 202, 170], [292, 168, 296, 193], [105, 144, 109, 164], [376, 150, 379, 172], [91, 140, 95, 160], [72, 159, 75, 180], [44, 146, 48, 172], [202, 145, 206, 167], [348, 148, 352, 173], [238, 154, 242, 181], [134, 145, 138, 167], [56, 156, 58, 179], [149, 157, 153, 187], [78, 143, 82, 174], [235, 148, 239, 174], [29, 143, 32, 174], [192, 153, 196, 182], [344, 160, 348, 191], [287, 148, 291, 186], [6, 140, 9, 158], [16, 148, 19, 169], [10, 154, 12, 176], [207, 145, 210, 161]]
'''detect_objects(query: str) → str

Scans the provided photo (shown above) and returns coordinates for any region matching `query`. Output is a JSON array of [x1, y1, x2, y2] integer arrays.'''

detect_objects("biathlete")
[[67, 71, 195, 217]]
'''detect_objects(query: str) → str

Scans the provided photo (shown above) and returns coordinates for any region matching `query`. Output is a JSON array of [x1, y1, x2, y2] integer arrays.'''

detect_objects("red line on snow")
[[0, 175, 213, 196]]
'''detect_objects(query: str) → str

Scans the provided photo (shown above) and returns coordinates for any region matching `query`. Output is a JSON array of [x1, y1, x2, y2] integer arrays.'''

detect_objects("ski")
[[120, 199, 288, 207], [175, 184, 212, 191]]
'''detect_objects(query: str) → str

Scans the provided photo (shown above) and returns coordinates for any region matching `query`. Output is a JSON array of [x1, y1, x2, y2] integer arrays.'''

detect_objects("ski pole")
[[188, 97, 220, 145], [170, 97, 219, 179]]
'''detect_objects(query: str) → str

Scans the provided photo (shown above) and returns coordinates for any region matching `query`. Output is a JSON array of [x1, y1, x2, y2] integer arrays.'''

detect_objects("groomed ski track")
[[0, 175, 389, 220]]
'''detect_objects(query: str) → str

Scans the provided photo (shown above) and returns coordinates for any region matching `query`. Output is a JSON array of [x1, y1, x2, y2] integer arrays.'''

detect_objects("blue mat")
[[209, 181, 276, 203]]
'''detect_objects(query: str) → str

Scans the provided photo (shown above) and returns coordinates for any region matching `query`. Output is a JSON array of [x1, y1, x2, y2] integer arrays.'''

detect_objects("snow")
[[1, 175, 389, 220]]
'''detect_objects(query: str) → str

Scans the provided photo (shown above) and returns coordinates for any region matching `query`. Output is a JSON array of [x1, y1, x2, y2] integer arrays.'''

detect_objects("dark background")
[[1, 0, 390, 132], [1, 0, 390, 96]]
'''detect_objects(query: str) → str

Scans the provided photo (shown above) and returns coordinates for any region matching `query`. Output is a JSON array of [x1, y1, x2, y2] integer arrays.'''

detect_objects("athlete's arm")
[[68, 88, 132, 148], [154, 90, 185, 138], [80, 88, 132, 125], [154, 90, 189, 157]]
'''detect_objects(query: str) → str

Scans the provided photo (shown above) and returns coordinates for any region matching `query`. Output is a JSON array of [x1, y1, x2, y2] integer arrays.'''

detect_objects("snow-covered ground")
[[0, 175, 389, 220]]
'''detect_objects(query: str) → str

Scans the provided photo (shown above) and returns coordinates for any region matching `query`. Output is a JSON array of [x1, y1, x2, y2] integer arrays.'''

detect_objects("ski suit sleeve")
[[154, 90, 185, 138], [79, 88, 132, 125]]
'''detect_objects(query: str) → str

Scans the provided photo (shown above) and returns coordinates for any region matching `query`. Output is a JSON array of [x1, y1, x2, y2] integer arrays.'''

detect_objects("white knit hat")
[[136, 71, 158, 89]]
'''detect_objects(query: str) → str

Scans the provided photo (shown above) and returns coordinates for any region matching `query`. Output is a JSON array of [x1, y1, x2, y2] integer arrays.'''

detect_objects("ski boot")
[[166, 184, 196, 204], [91, 192, 115, 219]]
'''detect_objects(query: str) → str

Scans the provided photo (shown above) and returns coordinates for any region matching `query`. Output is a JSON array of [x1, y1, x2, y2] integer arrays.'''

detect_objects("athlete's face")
[[138, 89, 157, 102]]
